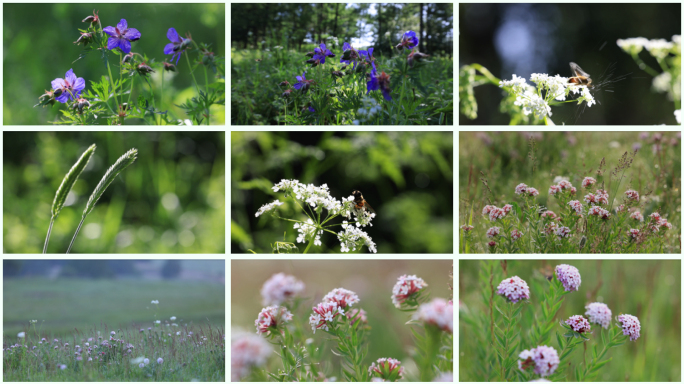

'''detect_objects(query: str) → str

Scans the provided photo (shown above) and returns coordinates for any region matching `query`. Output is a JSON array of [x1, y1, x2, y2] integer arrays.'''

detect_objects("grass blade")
[[66, 148, 137, 253], [43, 144, 96, 253]]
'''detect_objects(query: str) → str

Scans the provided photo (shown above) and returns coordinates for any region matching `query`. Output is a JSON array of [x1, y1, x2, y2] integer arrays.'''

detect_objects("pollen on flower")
[[496, 276, 530, 303], [391, 275, 428, 308]]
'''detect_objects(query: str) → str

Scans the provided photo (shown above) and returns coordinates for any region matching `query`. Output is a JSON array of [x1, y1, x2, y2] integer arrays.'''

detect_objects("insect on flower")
[[568, 62, 593, 88], [352, 190, 375, 214]]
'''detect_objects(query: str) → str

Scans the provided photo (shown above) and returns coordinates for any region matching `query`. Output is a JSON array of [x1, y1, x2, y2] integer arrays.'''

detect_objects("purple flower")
[[340, 42, 362, 69], [617, 314, 641, 341], [308, 106, 316, 113], [163, 28, 190, 65], [367, 62, 392, 101], [496, 276, 530, 303], [293, 72, 314, 92], [51, 69, 85, 103], [518, 346, 559, 377], [555, 264, 581, 291], [312, 43, 334, 65], [565, 315, 591, 333], [585, 303, 612, 329], [103, 19, 141, 54], [396, 31, 419, 50], [359, 47, 375, 63]]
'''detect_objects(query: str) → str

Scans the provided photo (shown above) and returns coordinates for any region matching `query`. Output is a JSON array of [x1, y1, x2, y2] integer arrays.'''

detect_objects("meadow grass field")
[[3, 277, 225, 381], [459, 260, 681, 381], [459, 131, 681, 253], [231, 47, 453, 125]]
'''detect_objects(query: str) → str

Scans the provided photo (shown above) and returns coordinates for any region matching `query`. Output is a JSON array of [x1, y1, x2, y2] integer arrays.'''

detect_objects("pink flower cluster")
[[346, 308, 368, 326], [496, 276, 530, 303], [568, 200, 583, 215], [624, 189, 639, 201], [617, 314, 641, 341], [323, 288, 360, 309], [231, 334, 272, 381], [486, 227, 501, 238], [565, 315, 591, 333], [588, 206, 611, 220], [582, 177, 597, 188], [260, 273, 305, 305], [628, 228, 640, 239], [368, 357, 404, 380], [647, 212, 673, 232], [518, 345, 559, 377], [584, 189, 609, 205], [391, 275, 428, 308], [255, 306, 293, 335], [412, 298, 453, 333], [555, 264, 581, 291], [511, 229, 523, 241], [309, 301, 344, 333], [549, 180, 576, 196], [540, 211, 558, 220], [555, 226, 571, 238], [515, 183, 540, 197], [630, 211, 644, 221], [585, 302, 612, 329], [482, 204, 513, 221], [460, 224, 474, 232]]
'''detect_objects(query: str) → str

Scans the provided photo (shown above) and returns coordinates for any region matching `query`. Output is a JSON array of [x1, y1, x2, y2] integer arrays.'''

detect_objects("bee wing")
[[364, 201, 376, 214], [569, 62, 590, 78]]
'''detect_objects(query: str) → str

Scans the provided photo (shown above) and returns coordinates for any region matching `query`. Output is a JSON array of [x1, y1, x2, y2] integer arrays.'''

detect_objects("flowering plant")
[[254, 179, 377, 253], [33, 10, 224, 125]]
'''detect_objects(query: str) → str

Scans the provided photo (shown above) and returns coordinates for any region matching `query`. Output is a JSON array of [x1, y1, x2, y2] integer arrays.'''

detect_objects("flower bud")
[[137, 63, 155, 76], [305, 58, 319, 67], [180, 38, 193, 51], [201, 51, 215, 66], [53, 88, 63, 98], [82, 10, 99, 25], [72, 98, 91, 114], [35, 90, 56, 107], [279, 81, 290, 87], [163, 62, 176, 72], [331, 71, 344, 78], [74, 32, 92, 47], [341, 49, 353, 61], [122, 53, 135, 64], [281, 89, 292, 98], [305, 51, 315, 58], [407, 51, 430, 67]]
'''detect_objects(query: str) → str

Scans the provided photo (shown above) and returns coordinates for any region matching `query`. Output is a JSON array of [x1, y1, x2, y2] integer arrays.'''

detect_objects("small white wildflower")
[[59, 364, 67, 370], [255, 200, 284, 217], [155, 320, 161, 324], [617, 37, 649, 55], [157, 357, 164, 364], [151, 300, 159, 304], [170, 316, 176, 321], [645, 38, 674, 60], [17, 332, 25, 338]]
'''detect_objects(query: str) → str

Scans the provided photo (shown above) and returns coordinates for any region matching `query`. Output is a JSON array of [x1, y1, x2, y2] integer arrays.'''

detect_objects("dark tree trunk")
[[333, 3, 339, 39], [419, 3, 424, 52], [426, 4, 432, 53], [317, 3, 322, 44]]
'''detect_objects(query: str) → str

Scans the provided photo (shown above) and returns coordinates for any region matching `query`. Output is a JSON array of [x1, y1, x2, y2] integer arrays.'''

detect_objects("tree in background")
[[161, 260, 182, 279]]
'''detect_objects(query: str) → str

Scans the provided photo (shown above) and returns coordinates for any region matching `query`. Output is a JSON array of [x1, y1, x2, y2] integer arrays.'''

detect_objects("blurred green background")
[[459, 260, 681, 381], [231, 131, 453, 253], [460, 131, 681, 252], [232, 259, 453, 377], [3, 131, 225, 253], [3, 3, 225, 125], [3, 260, 225, 338]]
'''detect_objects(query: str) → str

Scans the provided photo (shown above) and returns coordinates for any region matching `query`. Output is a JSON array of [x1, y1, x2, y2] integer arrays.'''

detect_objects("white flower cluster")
[[294, 218, 323, 246], [337, 221, 377, 253], [255, 200, 284, 217], [391, 275, 427, 308], [585, 302, 612, 329], [231, 333, 272, 381], [412, 298, 453, 334], [260, 273, 305, 306]]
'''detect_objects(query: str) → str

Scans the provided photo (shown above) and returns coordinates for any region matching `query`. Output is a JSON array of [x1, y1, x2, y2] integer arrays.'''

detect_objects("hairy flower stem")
[[66, 218, 86, 254]]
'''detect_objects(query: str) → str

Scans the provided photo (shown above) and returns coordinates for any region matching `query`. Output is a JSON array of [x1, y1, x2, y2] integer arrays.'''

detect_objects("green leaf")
[[589, 357, 612, 372], [556, 332, 565, 350]]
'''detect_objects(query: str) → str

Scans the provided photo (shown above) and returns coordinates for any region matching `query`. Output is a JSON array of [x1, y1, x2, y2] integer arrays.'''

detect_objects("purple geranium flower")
[[163, 28, 191, 65], [51, 69, 85, 103], [367, 62, 392, 101], [396, 31, 419, 50], [312, 43, 334, 65], [103, 19, 141, 54], [340, 42, 362, 69], [359, 47, 375, 63], [293, 72, 314, 92]]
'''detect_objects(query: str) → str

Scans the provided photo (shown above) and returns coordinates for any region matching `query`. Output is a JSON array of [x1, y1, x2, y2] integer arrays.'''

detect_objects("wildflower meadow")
[[460, 132, 681, 253], [4, 4, 225, 125], [231, 260, 453, 382], [459, 260, 681, 381], [231, 3, 453, 125], [3, 260, 226, 381]]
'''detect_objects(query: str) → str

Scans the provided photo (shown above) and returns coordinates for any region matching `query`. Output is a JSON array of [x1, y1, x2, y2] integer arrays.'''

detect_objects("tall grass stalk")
[[43, 144, 96, 253], [66, 148, 138, 253]]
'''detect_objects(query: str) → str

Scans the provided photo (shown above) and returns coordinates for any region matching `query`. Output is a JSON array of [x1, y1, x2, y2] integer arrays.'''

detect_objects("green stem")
[[43, 217, 55, 254], [144, 77, 158, 125], [184, 53, 209, 124], [106, 59, 121, 120], [128, 73, 135, 105], [302, 232, 316, 254], [160, 69, 165, 125], [66, 217, 86, 254], [203, 65, 210, 125]]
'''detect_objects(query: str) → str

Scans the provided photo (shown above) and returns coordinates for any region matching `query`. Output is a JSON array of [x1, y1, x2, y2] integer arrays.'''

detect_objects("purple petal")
[[103, 26, 117, 37], [64, 69, 77, 84], [368, 48, 374, 57], [296, 75, 303, 82], [301, 72, 306, 80], [73, 77, 86, 92], [117, 19, 128, 31], [51, 78, 66, 90], [382, 88, 392, 101], [119, 39, 132, 54], [107, 37, 121, 51], [319, 43, 327, 50], [167, 28, 181, 43], [55, 93, 69, 103], [123, 28, 141, 41], [343, 42, 351, 51], [174, 53, 181, 65], [294, 83, 302, 90], [163, 43, 176, 55]]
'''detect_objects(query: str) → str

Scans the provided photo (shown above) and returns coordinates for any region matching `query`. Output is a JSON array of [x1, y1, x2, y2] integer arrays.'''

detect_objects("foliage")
[[459, 260, 681, 382]]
